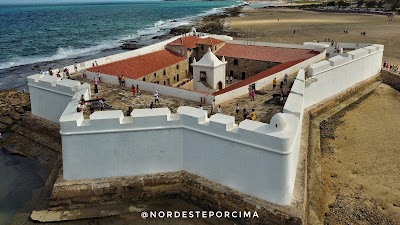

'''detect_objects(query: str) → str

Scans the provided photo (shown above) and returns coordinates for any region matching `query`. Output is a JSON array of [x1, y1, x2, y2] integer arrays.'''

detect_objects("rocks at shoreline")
[[142, 5, 244, 43], [0, 90, 30, 133]]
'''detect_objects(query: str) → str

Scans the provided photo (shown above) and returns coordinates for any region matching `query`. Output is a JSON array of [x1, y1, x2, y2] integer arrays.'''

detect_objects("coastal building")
[[86, 34, 321, 103], [27, 33, 383, 224]]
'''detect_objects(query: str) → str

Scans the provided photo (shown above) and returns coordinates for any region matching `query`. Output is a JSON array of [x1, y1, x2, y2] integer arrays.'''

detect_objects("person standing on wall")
[[211, 99, 215, 115], [273, 78, 277, 90], [230, 75, 233, 84], [118, 75, 122, 86], [235, 103, 240, 117], [97, 72, 101, 83], [250, 89, 255, 101], [136, 85, 140, 96]]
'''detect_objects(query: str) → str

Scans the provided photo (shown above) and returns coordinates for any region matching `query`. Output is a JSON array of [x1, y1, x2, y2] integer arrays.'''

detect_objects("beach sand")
[[227, 8, 400, 65], [318, 84, 400, 224]]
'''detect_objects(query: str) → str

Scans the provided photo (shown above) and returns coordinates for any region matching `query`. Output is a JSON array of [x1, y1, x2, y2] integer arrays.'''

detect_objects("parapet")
[[308, 44, 384, 76], [28, 74, 88, 97], [284, 69, 305, 118]]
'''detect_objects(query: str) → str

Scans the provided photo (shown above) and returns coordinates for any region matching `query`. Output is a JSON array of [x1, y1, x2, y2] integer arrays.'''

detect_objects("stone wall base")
[[49, 171, 301, 224]]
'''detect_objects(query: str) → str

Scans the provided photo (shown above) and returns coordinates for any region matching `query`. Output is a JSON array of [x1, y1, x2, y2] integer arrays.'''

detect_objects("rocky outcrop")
[[0, 90, 30, 133]]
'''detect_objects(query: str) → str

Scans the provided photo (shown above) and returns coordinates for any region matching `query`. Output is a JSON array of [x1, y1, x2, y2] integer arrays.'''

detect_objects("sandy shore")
[[226, 8, 400, 65], [318, 83, 400, 224]]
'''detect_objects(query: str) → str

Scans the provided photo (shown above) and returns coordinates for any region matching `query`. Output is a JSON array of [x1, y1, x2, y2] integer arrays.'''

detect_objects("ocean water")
[[0, 148, 50, 225], [0, 1, 239, 90]]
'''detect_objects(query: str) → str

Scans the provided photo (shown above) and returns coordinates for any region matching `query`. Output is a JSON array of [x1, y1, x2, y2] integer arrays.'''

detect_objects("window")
[[177, 74, 179, 82], [164, 81, 166, 85], [234, 59, 238, 65], [143, 77, 146, 81], [201, 45, 204, 50], [215, 46, 217, 51], [154, 73, 156, 77], [174, 77, 176, 81], [176, 64, 179, 69], [157, 81, 159, 84], [163, 70, 166, 75]]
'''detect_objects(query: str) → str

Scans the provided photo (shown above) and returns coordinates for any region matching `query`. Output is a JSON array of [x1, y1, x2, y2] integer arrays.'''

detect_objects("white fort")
[[27, 34, 383, 206]]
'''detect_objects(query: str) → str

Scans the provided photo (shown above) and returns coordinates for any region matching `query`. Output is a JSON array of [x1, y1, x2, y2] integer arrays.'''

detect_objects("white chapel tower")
[[191, 48, 227, 91]]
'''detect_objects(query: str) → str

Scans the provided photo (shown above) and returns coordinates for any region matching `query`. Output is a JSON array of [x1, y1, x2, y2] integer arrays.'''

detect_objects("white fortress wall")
[[304, 44, 383, 108], [214, 50, 326, 104], [85, 71, 215, 104], [228, 40, 323, 50], [27, 74, 90, 123], [283, 70, 306, 195], [58, 70, 307, 205]]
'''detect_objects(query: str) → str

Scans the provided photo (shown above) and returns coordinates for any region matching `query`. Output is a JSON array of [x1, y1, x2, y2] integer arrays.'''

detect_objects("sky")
[[0, 0, 158, 4]]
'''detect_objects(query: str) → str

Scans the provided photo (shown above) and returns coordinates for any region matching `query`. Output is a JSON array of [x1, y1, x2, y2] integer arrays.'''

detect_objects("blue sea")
[[0, 1, 239, 90]]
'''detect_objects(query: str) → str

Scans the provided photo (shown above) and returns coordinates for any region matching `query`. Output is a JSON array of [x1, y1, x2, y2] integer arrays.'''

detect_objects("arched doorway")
[[217, 81, 223, 90]]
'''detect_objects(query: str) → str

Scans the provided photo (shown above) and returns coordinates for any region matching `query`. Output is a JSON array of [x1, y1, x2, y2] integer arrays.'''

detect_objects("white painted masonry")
[[58, 71, 305, 205], [304, 44, 383, 108], [27, 41, 384, 207], [192, 48, 227, 90], [27, 74, 90, 123]]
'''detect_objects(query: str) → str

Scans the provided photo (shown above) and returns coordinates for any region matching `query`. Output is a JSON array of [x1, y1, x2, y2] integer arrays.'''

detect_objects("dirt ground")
[[74, 72, 295, 124], [227, 8, 400, 65], [317, 84, 400, 224]]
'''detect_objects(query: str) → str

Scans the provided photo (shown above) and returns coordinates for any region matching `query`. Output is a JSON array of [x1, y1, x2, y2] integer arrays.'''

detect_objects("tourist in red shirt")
[[131, 85, 136, 96]]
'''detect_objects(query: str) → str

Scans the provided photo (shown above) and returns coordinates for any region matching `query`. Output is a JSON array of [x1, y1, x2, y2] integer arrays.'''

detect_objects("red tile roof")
[[88, 50, 186, 80], [213, 58, 307, 96], [195, 37, 224, 46], [215, 43, 319, 63], [167, 36, 202, 49], [167, 36, 225, 49]]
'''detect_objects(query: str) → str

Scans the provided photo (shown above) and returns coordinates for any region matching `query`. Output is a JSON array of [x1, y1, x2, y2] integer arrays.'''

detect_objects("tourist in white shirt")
[[154, 91, 159, 105]]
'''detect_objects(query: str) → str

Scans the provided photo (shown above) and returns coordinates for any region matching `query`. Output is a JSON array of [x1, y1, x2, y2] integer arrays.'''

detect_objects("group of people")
[[118, 75, 126, 87], [44, 67, 71, 79], [76, 94, 106, 115], [272, 74, 288, 91], [383, 61, 399, 73], [225, 75, 234, 84], [130, 85, 141, 97], [236, 103, 257, 121], [209, 100, 257, 121]]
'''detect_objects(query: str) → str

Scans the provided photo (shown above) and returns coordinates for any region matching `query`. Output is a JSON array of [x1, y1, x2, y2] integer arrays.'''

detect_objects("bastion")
[[27, 36, 384, 224]]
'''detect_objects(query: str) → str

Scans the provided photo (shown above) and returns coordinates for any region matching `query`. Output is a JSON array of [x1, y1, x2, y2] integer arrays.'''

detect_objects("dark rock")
[[16, 107, 25, 114], [0, 116, 13, 125], [7, 110, 21, 121], [0, 122, 7, 132]]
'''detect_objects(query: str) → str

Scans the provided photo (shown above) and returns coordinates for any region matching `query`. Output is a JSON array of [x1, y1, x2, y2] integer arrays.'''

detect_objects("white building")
[[192, 48, 227, 90]]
